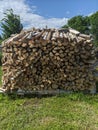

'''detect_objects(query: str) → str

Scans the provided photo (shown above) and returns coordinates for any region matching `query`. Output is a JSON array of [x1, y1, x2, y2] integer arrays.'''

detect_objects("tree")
[[62, 12, 98, 45], [0, 35, 2, 40], [1, 9, 23, 39], [90, 11, 98, 43], [0, 35, 3, 44], [62, 24, 69, 29], [62, 15, 90, 34]]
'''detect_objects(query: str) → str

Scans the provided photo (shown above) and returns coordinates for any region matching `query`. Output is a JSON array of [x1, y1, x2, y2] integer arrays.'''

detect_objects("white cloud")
[[88, 12, 94, 16], [0, 0, 68, 29]]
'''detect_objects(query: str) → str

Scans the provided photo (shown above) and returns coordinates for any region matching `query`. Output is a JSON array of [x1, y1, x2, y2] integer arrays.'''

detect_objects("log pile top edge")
[[2, 28, 92, 46]]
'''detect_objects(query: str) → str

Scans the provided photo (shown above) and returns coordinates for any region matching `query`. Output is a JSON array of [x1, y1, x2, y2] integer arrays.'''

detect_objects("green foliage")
[[62, 24, 69, 29], [64, 15, 90, 34], [0, 35, 2, 40], [1, 9, 23, 39], [62, 12, 98, 45], [0, 40, 3, 44], [90, 11, 98, 43], [0, 35, 3, 44], [0, 66, 2, 85]]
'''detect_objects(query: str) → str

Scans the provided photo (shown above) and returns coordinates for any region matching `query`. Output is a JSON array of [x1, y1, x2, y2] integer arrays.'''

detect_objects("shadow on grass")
[[1, 90, 98, 106], [0, 92, 56, 100], [1, 91, 98, 107]]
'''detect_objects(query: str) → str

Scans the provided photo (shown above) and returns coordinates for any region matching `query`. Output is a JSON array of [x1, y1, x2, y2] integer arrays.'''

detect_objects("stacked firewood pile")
[[1, 28, 96, 92]]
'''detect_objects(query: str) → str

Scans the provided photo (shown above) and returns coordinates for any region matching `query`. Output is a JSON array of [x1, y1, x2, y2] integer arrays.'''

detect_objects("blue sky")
[[26, 0, 98, 18], [0, 0, 98, 34]]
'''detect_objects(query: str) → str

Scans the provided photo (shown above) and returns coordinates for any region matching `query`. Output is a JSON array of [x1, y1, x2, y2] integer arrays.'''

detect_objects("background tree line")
[[62, 11, 98, 46]]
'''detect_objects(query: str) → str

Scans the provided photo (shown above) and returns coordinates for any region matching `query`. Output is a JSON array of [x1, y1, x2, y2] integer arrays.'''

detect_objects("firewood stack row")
[[2, 28, 96, 92]]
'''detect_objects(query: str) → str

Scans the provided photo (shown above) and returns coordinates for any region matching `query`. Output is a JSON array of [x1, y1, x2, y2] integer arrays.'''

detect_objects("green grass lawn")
[[0, 93, 98, 130], [0, 67, 98, 130]]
